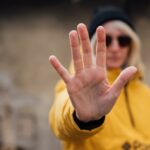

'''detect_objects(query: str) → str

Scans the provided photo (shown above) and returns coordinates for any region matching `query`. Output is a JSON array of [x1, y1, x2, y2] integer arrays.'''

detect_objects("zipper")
[[124, 83, 135, 127]]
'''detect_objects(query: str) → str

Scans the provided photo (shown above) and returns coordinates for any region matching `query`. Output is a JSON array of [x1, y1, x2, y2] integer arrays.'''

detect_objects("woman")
[[49, 7, 150, 150]]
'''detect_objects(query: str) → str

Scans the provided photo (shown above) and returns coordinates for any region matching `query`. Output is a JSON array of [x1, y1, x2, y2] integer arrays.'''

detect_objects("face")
[[103, 22, 131, 69]]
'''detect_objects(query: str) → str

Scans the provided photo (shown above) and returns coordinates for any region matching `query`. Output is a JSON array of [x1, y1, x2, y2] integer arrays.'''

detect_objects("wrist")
[[75, 111, 103, 123]]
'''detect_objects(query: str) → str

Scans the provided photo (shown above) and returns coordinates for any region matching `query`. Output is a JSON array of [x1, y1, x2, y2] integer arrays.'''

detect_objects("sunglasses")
[[106, 35, 131, 47]]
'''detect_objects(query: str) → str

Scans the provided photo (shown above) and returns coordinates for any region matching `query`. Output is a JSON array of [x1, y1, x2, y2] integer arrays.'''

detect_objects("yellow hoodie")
[[49, 68, 150, 150]]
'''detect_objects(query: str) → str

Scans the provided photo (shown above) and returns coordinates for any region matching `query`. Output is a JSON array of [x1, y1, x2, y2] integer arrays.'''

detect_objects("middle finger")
[[77, 23, 93, 68]]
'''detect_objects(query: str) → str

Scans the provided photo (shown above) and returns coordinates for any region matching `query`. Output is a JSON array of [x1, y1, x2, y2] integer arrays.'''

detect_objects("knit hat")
[[88, 6, 135, 39]]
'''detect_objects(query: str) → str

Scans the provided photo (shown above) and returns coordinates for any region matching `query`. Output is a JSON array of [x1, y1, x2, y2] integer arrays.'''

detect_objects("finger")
[[110, 66, 137, 98], [77, 23, 93, 68], [69, 30, 83, 73], [96, 26, 106, 69], [49, 55, 71, 84]]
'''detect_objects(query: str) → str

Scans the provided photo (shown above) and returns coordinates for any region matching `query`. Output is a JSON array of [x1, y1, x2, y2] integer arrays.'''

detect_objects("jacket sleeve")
[[49, 79, 105, 141]]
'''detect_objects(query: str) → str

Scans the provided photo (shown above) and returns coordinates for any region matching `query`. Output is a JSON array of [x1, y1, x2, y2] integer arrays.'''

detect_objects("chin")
[[106, 58, 124, 68]]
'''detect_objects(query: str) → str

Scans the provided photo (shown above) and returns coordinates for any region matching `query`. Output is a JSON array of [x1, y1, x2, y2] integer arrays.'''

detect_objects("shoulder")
[[129, 79, 150, 96]]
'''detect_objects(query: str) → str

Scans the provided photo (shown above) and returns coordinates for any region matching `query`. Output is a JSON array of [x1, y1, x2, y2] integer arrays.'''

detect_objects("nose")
[[109, 38, 120, 52]]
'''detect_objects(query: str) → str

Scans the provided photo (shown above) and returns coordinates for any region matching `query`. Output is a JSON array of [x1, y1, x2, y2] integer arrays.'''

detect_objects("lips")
[[108, 56, 121, 61]]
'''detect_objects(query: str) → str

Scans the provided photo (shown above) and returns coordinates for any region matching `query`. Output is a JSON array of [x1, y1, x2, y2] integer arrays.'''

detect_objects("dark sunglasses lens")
[[106, 35, 112, 47], [118, 36, 131, 47]]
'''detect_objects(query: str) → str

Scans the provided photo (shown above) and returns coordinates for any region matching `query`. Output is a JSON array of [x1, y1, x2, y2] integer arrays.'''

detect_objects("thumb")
[[110, 66, 137, 97]]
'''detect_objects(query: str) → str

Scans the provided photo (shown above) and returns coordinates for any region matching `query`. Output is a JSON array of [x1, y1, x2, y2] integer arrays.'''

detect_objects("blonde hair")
[[91, 20, 145, 76]]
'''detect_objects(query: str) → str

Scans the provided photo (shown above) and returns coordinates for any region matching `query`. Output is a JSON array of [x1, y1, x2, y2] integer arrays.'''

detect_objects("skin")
[[49, 23, 137, 122]]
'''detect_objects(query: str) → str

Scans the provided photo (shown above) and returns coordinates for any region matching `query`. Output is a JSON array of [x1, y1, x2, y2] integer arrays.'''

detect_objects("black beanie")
[[88, 6, 135, 39]]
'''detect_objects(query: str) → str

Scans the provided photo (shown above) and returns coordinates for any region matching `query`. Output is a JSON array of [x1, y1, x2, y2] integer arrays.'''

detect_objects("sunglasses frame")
[[106, 34, 132, 47]]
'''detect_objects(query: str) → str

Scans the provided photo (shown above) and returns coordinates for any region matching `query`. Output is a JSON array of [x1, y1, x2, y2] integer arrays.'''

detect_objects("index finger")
[[96, 26, 106, 69]]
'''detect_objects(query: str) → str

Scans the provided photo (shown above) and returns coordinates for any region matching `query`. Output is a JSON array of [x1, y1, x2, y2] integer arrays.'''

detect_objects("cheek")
[[121, 48, 129, 61], [106, 48, 129, 68]]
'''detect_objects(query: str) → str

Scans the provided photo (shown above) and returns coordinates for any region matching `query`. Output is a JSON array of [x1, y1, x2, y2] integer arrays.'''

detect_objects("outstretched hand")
[[49, 23, 137, 122]]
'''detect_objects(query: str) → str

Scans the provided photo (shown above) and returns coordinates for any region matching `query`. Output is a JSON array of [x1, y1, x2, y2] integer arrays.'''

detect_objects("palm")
[[49, 23, 137, 122], [67, 67, 111, 121]]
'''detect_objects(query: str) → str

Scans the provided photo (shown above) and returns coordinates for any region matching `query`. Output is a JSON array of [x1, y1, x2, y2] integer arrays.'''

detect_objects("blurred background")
[[0, 0, 149, 150]]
